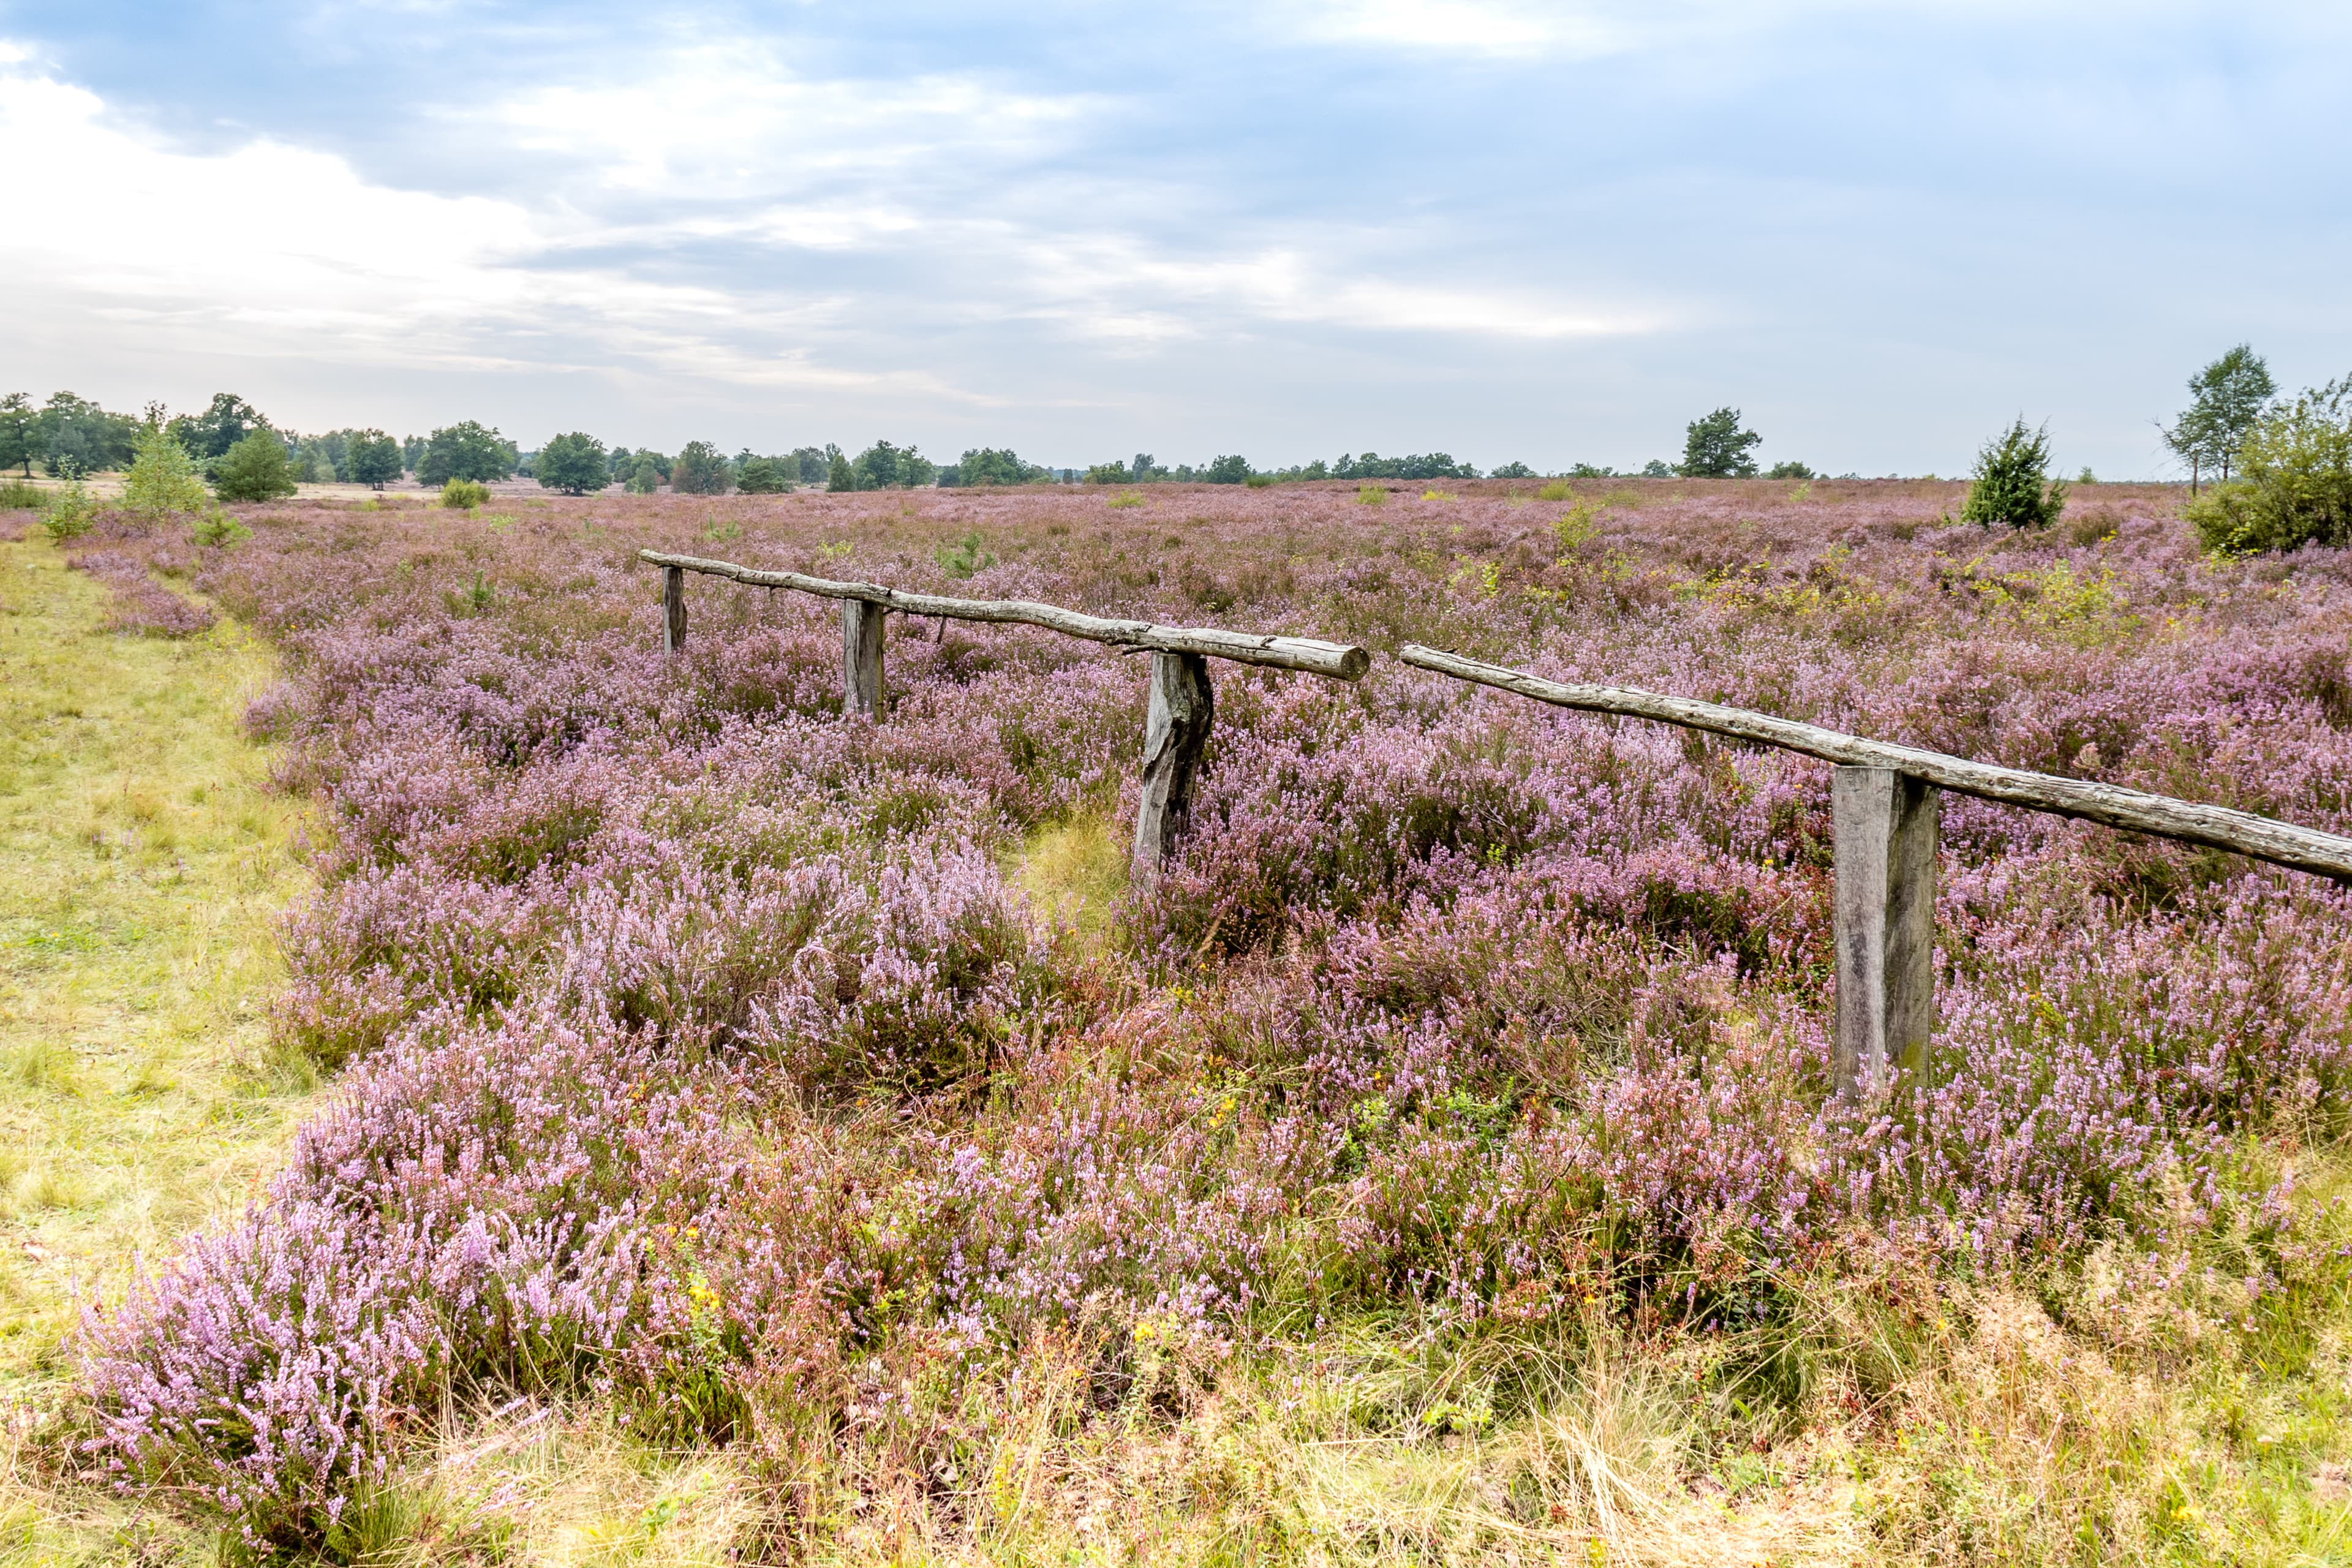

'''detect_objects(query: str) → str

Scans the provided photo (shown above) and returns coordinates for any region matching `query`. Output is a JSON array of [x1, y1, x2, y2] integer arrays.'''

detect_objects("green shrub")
[[625, 456, 661, 495], [1536, 480, 1572, 501], [934, 530, 995, 579], [1959, 418, 2067, 529], [2187, 377, 2352, 556], [1357, 484, 1387, 506], [123, 421, 210, 516], [191, 507, 253, 549], [42, 481, 95, 539], [1243, 472, 1275, 489], [210, 432, 298, 503], [0, 478, 42, 510], [440, 478, 491, 510]]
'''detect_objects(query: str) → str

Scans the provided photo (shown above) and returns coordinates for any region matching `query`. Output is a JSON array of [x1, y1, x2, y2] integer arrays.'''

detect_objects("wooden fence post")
[[842, 600, 885, 718], [1832, 766, 1939, 1102], [1131, 650, 1213, 886], [663, 565, 687, 655]]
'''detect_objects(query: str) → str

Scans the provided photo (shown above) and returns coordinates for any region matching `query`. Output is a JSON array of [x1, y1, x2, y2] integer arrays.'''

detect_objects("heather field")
[[15, 477, 2352, 1563]]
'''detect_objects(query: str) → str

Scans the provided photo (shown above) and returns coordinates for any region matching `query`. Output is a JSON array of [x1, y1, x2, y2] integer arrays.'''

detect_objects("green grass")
[[0, 532, 317, 1394]]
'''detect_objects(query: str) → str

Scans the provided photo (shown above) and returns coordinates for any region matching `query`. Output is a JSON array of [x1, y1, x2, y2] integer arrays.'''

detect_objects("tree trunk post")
[[1832, 766, 1939, 1104], [842, 599, 886, 718], [663, 565, 687, 655], [1131, 650, 1214, 886]]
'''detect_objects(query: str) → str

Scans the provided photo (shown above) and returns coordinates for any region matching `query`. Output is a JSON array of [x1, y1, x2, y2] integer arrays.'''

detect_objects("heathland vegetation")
[[5, 443, 2352, 1562], [5, 346, 2352, 1562]]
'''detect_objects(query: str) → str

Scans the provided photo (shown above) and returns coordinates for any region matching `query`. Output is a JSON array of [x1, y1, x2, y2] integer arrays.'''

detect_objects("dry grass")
[[1008, 809, 1128, 948]]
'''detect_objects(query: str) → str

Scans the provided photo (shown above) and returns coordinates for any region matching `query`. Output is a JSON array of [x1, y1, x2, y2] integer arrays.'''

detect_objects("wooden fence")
[[637, 550, 2352, 1105], [1399, 644, 2352, 1102], [639, 550, 1371, 884]]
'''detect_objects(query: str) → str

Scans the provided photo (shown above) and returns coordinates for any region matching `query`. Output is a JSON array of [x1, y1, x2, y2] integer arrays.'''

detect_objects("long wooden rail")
[[1400, 643, 2352, 1102], [641, 551, 1370, 679], [641, 549, 1370, 883]]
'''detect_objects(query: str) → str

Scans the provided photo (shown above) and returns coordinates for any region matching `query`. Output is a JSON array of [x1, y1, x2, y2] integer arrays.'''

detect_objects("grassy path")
[[0, 531, 315, 1397]]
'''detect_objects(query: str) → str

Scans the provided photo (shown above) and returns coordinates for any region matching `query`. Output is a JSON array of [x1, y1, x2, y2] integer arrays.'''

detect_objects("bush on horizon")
[[2188, 375, 2352, 555]]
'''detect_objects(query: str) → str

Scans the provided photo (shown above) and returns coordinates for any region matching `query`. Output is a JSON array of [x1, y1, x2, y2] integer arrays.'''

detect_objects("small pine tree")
[[123, 420, 210, 516], [1680, 407, 1762, 477], [1959, 418, 2067, 529], [626, 456, 662, 494], [210, 432, 298, 503], [827, 451, 857, 492]]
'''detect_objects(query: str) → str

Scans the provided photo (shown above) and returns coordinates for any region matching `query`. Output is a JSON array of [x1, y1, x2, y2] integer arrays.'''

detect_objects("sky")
[[3, 1, 2348, 478]]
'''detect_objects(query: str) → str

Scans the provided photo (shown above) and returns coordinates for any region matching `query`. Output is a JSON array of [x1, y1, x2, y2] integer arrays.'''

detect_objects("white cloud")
[[1283, 0, 1634, 56], [0, 37, 1670, 443]]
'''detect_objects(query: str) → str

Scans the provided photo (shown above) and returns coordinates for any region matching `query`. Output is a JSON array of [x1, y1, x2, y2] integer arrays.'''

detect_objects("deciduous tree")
[[347, 431, 403, 489], [672, 440, 733, 495], [169, 393, 271, 461], [2187, 377, 2352, 555], [418, 421, 517, 486], [0, 394, 31, 477], [2165, 345, 2276, 492], [37, 392, 138, 477], [537, 431, 610, 494]]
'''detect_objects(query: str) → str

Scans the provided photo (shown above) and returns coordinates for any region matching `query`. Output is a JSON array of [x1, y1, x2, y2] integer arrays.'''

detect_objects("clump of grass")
[[1357, 483, 1387, 505], [6, 1039, 79, 1093], [0, 479, 43, 510], [1107, 489, 1145, 510], [1008, 809, 1126, 945], [1537, 478, 1574, 501]]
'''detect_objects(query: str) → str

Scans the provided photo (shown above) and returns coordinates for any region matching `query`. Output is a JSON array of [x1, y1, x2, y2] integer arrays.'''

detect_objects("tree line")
[[5, 353, 2343, 556]]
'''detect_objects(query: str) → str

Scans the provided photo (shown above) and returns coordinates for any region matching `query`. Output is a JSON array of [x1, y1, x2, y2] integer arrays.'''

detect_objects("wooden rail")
[[1400, 643, 2352, 1102], [640, 551, 1370, 679], [641, 549, 1370, 883]]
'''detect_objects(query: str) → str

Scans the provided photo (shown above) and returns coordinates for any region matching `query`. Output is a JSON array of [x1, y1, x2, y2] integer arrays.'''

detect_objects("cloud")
[[1280, 0, 1635, 56], [3, 37, 1665, 423]]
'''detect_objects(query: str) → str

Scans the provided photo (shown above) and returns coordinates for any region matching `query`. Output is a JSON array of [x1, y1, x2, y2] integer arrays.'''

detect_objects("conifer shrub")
[[439, 478, 491, 510], [211, 432, 299, 503], [1959, 417, 2067, 529], [122, 422, 210, 516]]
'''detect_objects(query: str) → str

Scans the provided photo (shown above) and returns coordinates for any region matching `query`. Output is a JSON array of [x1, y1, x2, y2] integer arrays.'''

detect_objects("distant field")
[[14, 478, 2352, 1565]]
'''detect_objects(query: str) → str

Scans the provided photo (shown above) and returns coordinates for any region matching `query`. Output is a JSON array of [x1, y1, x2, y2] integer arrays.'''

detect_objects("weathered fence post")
[[1131, 650, 1214, 884], [842, 600, 885, 718], [662, 565, 687, 655], [1831, 766, 1939, 1102]]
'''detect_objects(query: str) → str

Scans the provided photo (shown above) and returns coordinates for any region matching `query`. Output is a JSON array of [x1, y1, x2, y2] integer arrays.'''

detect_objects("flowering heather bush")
[[57, 512, 217, 636], [64, 478, 2352, 1545]]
